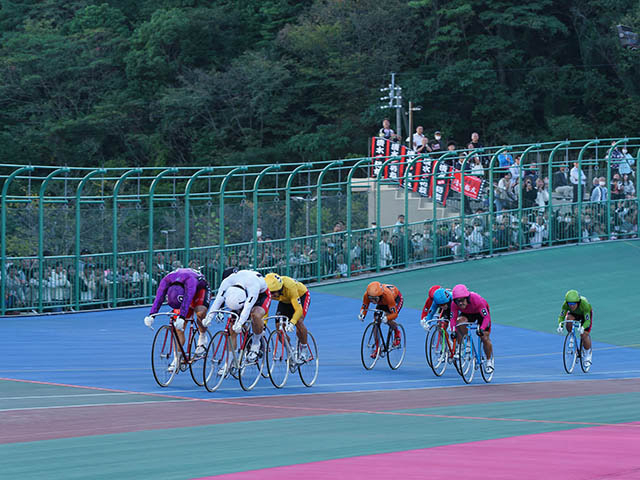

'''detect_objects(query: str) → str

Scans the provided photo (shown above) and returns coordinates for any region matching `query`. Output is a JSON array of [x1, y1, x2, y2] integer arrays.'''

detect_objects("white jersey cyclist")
[[208, 270, 270, 330]]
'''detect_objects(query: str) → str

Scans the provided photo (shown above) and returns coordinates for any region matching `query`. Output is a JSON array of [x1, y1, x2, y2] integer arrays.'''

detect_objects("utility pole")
[[379, 72, 403, 139]]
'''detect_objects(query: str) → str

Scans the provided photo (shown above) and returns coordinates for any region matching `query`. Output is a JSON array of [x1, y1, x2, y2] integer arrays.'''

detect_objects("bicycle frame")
[[150, 312, 198, 365], [207, 310, 246, 370], [456, 321, 493, 383]]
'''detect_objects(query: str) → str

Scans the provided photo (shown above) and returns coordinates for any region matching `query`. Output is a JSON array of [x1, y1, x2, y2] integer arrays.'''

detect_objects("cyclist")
[[144, 268, 211, 372], [264, 273, 311, 361], [556, 289, 593, 366], [420, 285, 453, 330], [359, 281, 403, 348], [450, 284, 494, 371], [205, 269, 271, 362]]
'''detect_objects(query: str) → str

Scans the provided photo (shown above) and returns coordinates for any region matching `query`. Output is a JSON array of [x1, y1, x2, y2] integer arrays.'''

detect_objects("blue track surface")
[[3, 291, 639, 398]]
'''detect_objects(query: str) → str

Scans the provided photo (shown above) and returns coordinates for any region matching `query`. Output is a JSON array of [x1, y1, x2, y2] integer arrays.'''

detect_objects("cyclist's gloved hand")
[[174, 316, 185, 331], [420, 318, 429, 331], [358, 311, 366, 322], [450, 331, 456, 340], [556, 325, 563, 334], [285, 322, 295, 332], [202, 313, 213, 328], [144, 315, 154, 328], [216, 312, 225, 323], [476, 328, 484, 337], [232, 320, 244, 333], [578, 325, 585, 335], [380, 313, 388, 323]]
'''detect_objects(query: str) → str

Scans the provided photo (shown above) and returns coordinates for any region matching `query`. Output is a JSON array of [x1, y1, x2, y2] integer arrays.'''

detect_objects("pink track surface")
[[198, 422, 640, 480]]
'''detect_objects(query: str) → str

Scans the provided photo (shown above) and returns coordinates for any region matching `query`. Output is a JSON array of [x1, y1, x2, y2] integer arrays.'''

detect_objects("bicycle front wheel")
[[151, 325, 179, 387], [360, 322, 381, 370], [424, 325, 436, 368], [480, 350, 494, 383], [387, 324, 406, 370], [266, 330, 290, 388], [428, 328, 448, 377], [261, 325, 272, 378], [239, 335, 265, 391], [458, 334, 475, 384], [563, 333, 577, 374], [203, 331, 229, 393], [298, 332, 319, 387], [579, 340, 591, 373], [189, 329, 211, 387]]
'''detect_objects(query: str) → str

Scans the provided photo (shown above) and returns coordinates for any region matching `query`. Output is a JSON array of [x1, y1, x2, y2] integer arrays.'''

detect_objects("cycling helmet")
[[225, 285, 247, 312], [167, 284, 185, 309], [265, 273, 283, 292], [433, 288, 452, 305], [366, 281, 384, 298], [451, 284, 470, 300], [428, 285, 441, 299], [565, 290, 580, 303]]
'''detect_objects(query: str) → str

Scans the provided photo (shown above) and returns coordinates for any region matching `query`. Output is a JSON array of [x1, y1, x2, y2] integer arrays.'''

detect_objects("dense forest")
[[0, 0, 639, 168]]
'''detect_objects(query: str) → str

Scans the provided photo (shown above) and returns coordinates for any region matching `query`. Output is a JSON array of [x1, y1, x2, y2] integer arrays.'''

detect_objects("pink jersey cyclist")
[[450, 292, 491, 331]]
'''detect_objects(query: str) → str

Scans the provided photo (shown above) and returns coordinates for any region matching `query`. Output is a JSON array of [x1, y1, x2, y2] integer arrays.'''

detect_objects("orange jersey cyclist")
[[265, 273, 311, 361], [359, 281, 404, 346]]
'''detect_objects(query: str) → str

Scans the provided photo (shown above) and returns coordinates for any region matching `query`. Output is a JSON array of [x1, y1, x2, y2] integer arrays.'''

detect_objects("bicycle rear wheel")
[[563, 333, 577, 374], [458, 334, 475, 384], [203, 331, 229, 392], [239, 335, 265, 391], [360, 322, 381, 370], [387, 324, 406, 370], [189, 329, 211, 387], [579, 340, 591, 373], [151, 325, 179, 387], [424, 324, 436, 368], [266, 330, 290, 388], [298, 332, 319, 387], [428, 328, 448, 377]]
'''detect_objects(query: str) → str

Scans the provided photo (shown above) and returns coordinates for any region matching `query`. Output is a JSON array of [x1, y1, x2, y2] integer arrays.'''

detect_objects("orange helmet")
[[366, 281, 384, 298]]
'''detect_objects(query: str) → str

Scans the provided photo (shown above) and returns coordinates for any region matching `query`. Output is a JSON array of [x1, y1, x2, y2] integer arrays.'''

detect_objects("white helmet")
[[225, 286, 247, 312]]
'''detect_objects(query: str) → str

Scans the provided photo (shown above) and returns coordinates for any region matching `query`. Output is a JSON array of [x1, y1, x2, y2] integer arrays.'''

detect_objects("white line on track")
[[1, 392, 142, 401], [0, 399, 193, 412]]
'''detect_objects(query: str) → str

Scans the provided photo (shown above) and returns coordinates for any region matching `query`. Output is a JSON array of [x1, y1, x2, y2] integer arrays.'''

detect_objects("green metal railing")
[[1, 138, 638, 314]]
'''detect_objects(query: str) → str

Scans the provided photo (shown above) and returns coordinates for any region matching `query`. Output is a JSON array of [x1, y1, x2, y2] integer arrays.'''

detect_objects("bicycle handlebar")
[[265, 315, 293, 331]]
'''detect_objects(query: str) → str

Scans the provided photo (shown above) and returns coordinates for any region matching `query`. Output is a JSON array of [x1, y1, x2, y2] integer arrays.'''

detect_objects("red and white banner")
[[450, 171, 485, 200]]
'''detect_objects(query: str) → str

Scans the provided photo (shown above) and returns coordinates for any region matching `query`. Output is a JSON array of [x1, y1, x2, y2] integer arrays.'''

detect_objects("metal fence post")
[[1, 166, 34, 315], [606, 138, 627, 239], [375, 157, 396, 273], [113, 168, 142, 308], [75, 168, 105, 310], [38, 167, 70, 312], [346, 158, 374, 277], [252, 165, 280, 271], [218, 166, 247, 280], [404, 153, 425, 267], [316, 160, 343, 281], [547, 141, 569, 247], [285, 164, 311, 277], [577, 140, 600, 242], [184, 167, 214, 266]]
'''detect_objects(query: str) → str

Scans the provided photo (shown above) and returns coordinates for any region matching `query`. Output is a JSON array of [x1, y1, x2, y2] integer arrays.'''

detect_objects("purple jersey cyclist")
[[450, 284, 494, 371], [144, 268, 211, 371]]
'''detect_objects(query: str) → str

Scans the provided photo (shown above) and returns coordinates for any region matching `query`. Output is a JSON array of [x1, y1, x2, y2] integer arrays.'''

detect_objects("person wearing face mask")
[[618, 147, 635, 178], [429, 131, 443, 152], [590, 177, 608, 203]]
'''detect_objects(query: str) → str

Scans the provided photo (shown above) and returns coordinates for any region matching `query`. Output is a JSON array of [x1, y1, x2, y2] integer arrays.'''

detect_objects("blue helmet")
[[433, 288, 452, 305]]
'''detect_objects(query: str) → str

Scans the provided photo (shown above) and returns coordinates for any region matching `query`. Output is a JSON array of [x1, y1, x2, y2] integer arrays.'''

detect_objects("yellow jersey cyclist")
[[557, 289, 593, 366], [264, 273, 311, 361]]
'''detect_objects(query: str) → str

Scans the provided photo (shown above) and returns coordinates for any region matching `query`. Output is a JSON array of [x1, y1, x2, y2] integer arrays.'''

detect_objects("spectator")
[[495, 172, 517, 211], [49, 262, 71, 307], [429, 131, 444, 152], [415, 136, 431, 155], [509, 155, 523, 186], [379, 231, 393, 268], [322, 242, 337, 276], [590, 176, 608, 203], [393, 214, 405, 235], [378, 118, 399, 141], [619, 147, 635, 178], [608, 140, 624, 173], [411, 232, 428, 260], [535, 178, 549, 209], [553, 166, 573, 200], [412, 126, 425, 151], [470, 155, 484, 176], [611, 173, 624, 200], [570, 162, 586, 203], [470, 132, 483, 150], [335, 253, 348, 278], [498, 149, 514, 169], [529, 216, 548, 249], [623, 174, 636, 198], [464, 224, 484, 257], [79, 264, 97, 302], [522, 178, 537, 209]]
